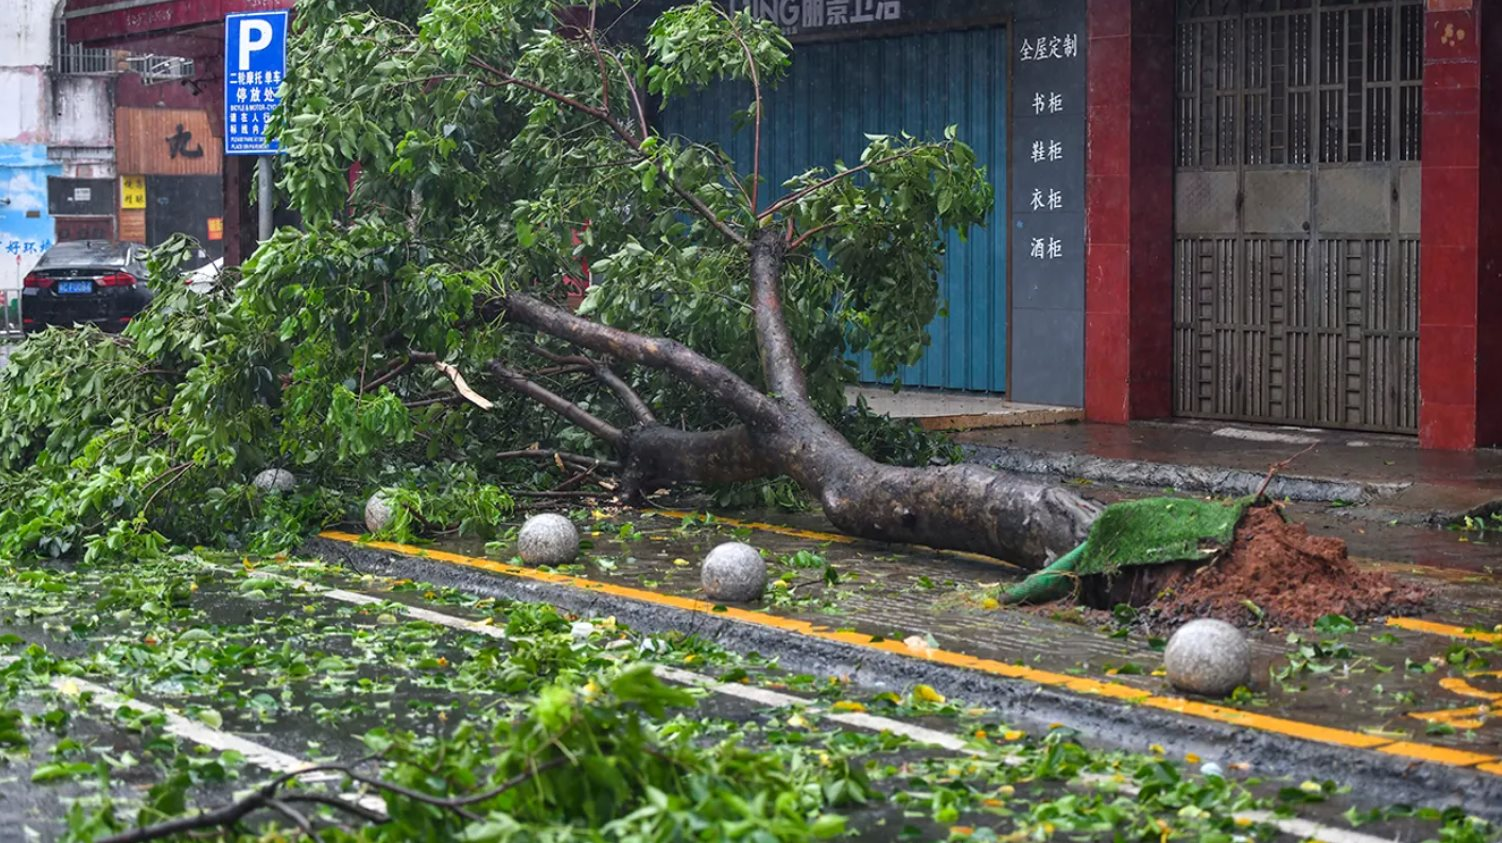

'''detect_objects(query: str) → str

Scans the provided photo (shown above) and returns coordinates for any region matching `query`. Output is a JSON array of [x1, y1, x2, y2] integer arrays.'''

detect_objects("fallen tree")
[[0, 0, 1096, 567]]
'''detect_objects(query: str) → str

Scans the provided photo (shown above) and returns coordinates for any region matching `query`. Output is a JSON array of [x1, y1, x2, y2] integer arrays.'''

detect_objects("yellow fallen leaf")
[[949, 827, 974, 837], [1150, 744, 1166, 755], [1185, 753, 1201, 764], [913, 684, 946, 704], [982, 798, 1004, 807], [998, 785, 1016, 797], [1234, 817, 1253, 828], [57, 678, 81, 698], [831, 701, 867, 713], [973, 729, 988, 740], [980, 597, 1000, 610], [672, 558, 690, 567], [787, 713, 811, 729], [1003, 730, 1024, 741]]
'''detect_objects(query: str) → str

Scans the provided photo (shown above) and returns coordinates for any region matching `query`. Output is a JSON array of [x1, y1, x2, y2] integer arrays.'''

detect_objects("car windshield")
[[35, 241, 135, 269]]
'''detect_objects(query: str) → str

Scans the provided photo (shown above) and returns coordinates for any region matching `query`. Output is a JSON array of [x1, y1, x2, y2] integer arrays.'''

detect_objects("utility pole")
[[258, 157, 273, 242]]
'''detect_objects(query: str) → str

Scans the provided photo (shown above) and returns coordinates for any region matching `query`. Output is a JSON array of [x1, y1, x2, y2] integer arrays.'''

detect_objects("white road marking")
[[213, 561, 1405, 842], [655, 666, 971, 752], [41, 670, 387, 815], [207, 559, 508, 641]]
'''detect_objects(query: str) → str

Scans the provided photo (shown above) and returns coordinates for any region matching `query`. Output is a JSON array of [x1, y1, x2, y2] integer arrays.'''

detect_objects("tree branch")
[[757, 151, 915, 222], [496, 449, 622, 473], [409, 352, 496, 411], [591, 363, 657, 424], [361, 356, 411, 393], [714, 6, 764, 214], [747, 227, 809, 404], [466, 57, 748, 248], [788, 222, 838, 251], [502, 295, 778, 426], [487, 361, 623, 445]]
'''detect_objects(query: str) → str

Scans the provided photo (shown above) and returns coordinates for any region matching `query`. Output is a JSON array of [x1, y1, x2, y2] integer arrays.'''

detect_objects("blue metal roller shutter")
[[662, 25, 1009, 393]]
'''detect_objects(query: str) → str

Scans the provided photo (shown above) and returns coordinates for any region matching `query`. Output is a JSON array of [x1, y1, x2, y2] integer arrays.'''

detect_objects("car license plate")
[[57, 280, 92, 295]]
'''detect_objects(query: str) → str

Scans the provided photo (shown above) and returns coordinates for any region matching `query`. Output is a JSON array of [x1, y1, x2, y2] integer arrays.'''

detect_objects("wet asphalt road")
[[0, 550, 1491, 842]]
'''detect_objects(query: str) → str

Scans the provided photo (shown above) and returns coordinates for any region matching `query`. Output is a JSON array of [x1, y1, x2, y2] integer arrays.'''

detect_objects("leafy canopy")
[[0, 0, 987, 562]]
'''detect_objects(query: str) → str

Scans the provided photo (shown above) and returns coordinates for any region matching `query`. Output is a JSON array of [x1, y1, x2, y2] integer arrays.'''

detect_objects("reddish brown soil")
[[1134, 505, 1428, 627]]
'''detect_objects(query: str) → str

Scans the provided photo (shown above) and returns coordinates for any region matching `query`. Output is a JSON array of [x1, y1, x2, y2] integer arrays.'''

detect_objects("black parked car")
[[22, 240, 153, 334]]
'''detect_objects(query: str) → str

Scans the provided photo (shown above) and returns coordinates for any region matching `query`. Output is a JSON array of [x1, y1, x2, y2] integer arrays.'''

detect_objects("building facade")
[[66, 0, 1502, 449], [671, 0, 1502, 450], [1, 0, 117, 309]]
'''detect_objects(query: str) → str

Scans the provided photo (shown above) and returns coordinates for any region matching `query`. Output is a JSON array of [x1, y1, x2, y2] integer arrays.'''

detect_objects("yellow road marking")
[[1410, 705, 1491, 731], [320, 532, 1502, 775], [1377, 742, 1500, 767], [1386, 618, 1502, 644], [649, 509, 1025, 571], [1437, 674, 1502, 702]]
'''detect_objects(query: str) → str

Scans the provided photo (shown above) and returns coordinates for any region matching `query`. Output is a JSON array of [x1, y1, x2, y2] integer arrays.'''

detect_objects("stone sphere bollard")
[[701, 542, 767, 602], [364, 492, 396, 534], [252, 468, 296, 493], [1164, 618, 1252, 698], [517, 514, 580, 566]]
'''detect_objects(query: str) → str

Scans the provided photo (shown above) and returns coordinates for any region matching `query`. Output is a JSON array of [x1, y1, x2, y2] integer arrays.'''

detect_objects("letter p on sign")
[[239, 20, 274, 68]]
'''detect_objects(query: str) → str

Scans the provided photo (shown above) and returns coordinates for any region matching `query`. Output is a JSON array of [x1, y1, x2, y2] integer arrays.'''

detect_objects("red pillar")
[[1418, 0, 1499, 449], [1083, 0, 1176, 424]]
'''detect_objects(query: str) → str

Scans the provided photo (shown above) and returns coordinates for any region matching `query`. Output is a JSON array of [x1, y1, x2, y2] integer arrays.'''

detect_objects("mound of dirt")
[[1140, 505, 1427, 627]]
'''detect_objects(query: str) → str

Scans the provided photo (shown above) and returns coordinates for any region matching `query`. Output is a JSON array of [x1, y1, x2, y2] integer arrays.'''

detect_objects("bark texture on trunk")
[[617, 424, 773, 501], [502, 229, 1101, 569]]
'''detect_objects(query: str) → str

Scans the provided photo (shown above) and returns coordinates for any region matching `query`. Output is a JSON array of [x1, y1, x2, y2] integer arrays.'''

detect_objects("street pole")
[[257, 156, 273, 242]]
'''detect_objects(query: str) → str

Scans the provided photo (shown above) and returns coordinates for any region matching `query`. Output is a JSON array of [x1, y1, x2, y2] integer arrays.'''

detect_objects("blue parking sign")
[[225, 11, 289, 156]]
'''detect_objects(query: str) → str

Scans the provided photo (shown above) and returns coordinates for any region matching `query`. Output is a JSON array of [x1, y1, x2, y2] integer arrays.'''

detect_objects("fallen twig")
[[1254, 442, 1319, 499]]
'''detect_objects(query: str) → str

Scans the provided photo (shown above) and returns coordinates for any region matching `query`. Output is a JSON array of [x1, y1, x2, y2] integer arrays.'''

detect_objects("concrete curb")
[[306, 536, 1502, 820], [960, 443, 1411, 504]]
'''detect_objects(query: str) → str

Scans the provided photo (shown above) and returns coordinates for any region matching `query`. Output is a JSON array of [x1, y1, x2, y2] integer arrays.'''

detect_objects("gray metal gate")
[[1173, 0, 1422, 432]]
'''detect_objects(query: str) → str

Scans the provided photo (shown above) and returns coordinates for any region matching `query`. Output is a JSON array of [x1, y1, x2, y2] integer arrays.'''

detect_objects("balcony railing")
[[53, 19, 118, 76]]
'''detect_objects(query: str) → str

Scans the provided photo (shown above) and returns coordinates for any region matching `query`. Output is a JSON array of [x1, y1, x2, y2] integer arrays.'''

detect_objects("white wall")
[[0, 0, 62, 71], [51, 75, 114, 154], [0, 68, 47, 143]]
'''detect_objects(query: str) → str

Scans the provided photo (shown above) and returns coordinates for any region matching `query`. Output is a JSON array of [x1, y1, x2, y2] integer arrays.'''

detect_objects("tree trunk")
[[503, 274, 1099, 568]]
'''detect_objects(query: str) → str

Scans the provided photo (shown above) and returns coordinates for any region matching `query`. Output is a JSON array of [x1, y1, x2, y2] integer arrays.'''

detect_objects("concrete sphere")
[[1164, 619, 1252, 698], [701, 542, 767, 603], [517, 514, 580, 566], [252, 468, 296, 493], [364, 492, 396, 534]]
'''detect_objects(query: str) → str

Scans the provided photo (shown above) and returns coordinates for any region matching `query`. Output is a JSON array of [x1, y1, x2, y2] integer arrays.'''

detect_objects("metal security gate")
[[1173, 0, 1422, 432], [664, 26, 1010, 393]]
